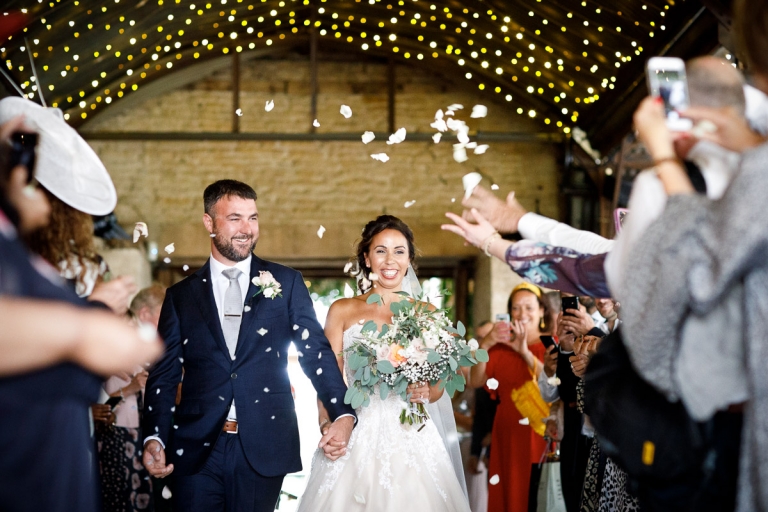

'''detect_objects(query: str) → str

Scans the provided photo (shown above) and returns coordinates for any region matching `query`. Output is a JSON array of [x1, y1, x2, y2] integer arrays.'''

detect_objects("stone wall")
[[83, 54, 561, 266]]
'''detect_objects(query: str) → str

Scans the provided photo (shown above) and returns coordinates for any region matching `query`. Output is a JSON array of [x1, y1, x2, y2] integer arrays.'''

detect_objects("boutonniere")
[[251, 271, 282, 300]]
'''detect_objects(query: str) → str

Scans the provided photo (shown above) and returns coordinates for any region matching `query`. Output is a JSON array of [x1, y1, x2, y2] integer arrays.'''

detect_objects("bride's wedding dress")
[[297, 324, 471, 511]]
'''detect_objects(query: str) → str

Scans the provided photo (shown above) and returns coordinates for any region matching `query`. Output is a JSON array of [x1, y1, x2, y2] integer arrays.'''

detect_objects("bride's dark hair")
[[353, 215, 417, 293]]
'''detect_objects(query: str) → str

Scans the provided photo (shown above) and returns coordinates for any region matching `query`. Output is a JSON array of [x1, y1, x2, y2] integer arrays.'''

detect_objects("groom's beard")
[[212, 233, 257, 262]]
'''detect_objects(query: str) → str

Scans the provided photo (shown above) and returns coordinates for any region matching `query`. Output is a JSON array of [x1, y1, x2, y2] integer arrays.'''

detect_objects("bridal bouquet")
[[343, 293, 488, 427]]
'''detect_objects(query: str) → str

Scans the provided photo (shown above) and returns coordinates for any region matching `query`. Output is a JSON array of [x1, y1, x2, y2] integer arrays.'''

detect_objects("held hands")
[[461, 185, 528, 234], [318, 416, 354, 461], [407, 381, 430, 404], [569, 336, 599, 378], [143, 440, 174, 478]]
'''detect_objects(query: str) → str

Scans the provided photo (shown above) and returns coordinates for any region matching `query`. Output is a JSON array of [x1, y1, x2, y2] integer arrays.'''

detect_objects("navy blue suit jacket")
[[143, 255, 355, 477]]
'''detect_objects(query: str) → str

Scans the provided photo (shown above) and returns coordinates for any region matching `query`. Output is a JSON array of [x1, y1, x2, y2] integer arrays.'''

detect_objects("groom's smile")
[[203, 194, 260, 265]]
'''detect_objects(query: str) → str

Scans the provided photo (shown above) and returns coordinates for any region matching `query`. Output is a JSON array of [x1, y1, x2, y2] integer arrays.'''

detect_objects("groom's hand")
[[318, 416, 354, 461], [143, 440, 174, 478]]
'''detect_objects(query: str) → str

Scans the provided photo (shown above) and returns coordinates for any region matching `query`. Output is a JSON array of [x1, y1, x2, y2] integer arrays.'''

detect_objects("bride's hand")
[[407, 381, 430, 404]]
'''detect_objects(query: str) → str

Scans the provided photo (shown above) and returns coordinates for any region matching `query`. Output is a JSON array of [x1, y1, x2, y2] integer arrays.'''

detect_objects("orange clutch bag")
[[510, 379, 550, 437]]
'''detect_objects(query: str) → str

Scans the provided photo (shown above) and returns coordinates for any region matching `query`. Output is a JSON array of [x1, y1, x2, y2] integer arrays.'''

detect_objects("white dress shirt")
[[209, 254, 253, 421]]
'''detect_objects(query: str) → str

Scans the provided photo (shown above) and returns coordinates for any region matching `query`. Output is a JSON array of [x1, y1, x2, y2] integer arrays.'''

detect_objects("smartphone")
[[104, 396, 123, 410], [646, 57, 693, 131], [561, 296, 580, 316], [540, 335, 559, 349], [614, 208, 628, 234], [9, 131, 38, 182], [495, 313, 510, 323]]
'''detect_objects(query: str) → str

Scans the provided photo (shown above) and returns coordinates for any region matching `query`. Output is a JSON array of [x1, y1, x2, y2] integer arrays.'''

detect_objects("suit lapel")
[[192, 261, 230, 357], [236, 255, 266, 357]]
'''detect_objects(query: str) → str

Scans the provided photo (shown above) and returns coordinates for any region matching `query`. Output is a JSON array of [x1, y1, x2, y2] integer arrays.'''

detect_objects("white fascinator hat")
[[0, 97, 117, 215]]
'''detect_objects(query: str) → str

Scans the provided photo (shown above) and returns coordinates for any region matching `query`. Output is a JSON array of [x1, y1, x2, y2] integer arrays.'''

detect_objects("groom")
[[142, 180, 355, 511]]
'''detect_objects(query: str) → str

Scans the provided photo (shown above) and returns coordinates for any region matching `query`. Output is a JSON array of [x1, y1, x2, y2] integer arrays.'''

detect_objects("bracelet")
[[653, 156, 683, 173], [482, 232, 502, 257], [319, 418, 330, 429]]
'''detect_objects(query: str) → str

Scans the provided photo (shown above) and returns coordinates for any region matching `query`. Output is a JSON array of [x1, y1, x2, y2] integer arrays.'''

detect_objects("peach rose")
[[388, 344, 408, 367]]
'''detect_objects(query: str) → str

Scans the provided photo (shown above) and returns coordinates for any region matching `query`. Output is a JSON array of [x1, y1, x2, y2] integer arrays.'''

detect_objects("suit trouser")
[[559, 406, 592, 512], [173, 433, 285, 512]]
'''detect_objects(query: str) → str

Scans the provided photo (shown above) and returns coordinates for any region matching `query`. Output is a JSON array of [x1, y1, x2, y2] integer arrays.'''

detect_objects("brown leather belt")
[[222, 420, 238, 433]]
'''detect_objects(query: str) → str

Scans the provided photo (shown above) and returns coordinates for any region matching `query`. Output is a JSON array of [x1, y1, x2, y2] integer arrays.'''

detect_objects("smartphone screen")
[[647, 57, 692, 131], [540, 335, 558, 349], [104, 396, 123, 410], [561, 296, 580, 316], [495, 313, 510, 323]]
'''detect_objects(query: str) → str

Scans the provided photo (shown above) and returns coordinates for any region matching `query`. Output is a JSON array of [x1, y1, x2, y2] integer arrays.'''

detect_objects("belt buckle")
[[226, 420, 238, 434]]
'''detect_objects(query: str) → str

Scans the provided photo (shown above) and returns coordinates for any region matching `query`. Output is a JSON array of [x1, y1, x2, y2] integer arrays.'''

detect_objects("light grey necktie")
[[221, 267, 243, 359]]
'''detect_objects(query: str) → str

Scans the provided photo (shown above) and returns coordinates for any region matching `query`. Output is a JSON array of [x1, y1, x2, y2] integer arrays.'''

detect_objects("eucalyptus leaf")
[[380, 381, 390, 400], [366, 293, 383, 306], [395, 291, 410, 297], [361, 320, 378, 334], [344, 387, 356, 405], [475, 348, 489, 362], [460, 345, 471, 356], [363, 366, 371, 382], [427, 349, 441, 364], [362, 394, 370, 408], [351, 391, 365, 409], [456, 321, 466, 337], [377, 360, 396, 374], [459, 355, 474, 367], [448, 356, 458, 372], [379, 323, 389, 338]]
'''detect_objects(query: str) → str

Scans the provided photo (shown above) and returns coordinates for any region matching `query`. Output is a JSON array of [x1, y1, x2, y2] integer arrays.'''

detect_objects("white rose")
[[251, 276, 262, 286], [376, 345, 391, 361], [259, 271, 277, 286], [263, 287, 275, 299], [423, 332, 439, 349], [468, 338, 479, 351]]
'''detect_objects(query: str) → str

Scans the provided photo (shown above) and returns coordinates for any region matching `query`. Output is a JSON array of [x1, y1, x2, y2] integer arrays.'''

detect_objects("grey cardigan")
[[620, 142, 768, 512]]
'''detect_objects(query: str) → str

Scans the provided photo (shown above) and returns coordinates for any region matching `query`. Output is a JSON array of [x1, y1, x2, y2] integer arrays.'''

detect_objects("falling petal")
[[297, 351, 304, 357], [244, 305, 251, 312], [547, 376, 562, 386], [474, 144, 490, 155], [354, 495, 366, 504], [294, 324, 299, 330], [313, 119, 320, 127], [318, 353, 322, 359], [361, 131, 375, 144], [340, 104, 352, 118], [235, 108, 243, 116], [432, 133, 442, 143], [463, 172, 483, 198], [271, 415, 275, 419], [183, 265, 190, 271], [453, 145, 469, 163], [387, 127, 406, 145], [219, 396, 225, 400], [359, 319, 365, 324], [370, 153, 390, 163], [265, 100, 274, 112], [183, 339, 189, 345], [176, 449, 184, 456], [164, 243, 175, 254], [519, 417, 530, 425], [451, 198, 456, 203], [156, 388, 160, 394], [306, 344, 311, 349], [471, 105, 488, 118], [257, 328, 268, 336], [404, 200, 416, 208], [447, 103, 464, 110], [133, 222, 148, 243], [302, 329, 310, 340], [457, 130, 470, 145], [466, 141, 478, 149], [343, 282, 354, 298], [264, 387, 270, 392], [316, 368, 323, 375], [486, 377, 499, 390], [445, 110, 455, 116], [163, 257, 172, 264], [317, 225, 326, 239], [435, 109, 444, 120], [204, 442, 211, 446], [266, 347, 272, 352], [210, 233, 216, 238], [489, 474, 500, 485], [430, 119, 448, 132], [162, 486, 173, 499], [491, 183, 500, 190]]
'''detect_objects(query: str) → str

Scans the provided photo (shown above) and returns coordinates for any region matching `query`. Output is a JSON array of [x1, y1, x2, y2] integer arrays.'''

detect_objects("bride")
[[298, 215, 470, 511]]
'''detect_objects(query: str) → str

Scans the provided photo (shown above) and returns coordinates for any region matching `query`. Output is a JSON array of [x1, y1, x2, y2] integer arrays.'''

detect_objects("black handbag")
[[583, 328, 715, 483]]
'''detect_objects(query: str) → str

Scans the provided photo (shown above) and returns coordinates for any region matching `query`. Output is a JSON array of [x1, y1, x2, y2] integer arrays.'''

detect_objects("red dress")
[[486, 342, 547, 512]]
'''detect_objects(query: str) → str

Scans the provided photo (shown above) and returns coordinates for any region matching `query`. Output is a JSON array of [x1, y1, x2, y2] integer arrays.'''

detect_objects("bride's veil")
[[402, 265, 469, 499]]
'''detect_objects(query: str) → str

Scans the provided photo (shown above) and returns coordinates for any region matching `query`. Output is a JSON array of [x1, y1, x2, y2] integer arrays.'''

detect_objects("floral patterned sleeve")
[[504, 240, 611, 298]]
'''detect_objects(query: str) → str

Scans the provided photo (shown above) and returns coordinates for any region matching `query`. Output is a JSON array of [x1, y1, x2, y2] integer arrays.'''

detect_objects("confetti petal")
[[387, 127, 406, 145], [457, 129, 470, 144], [257, 328, 268, 336], [432, 133, 442, 143], [313, 119, 320, 127], [163, 257, 171, 264], [344, 283, 355, 298], [164, 243, 175, 254], [340, 104, 352, 118], [204, 442, 210, 446], [519, 417, 530, 425], [404, 200, 416, 208], [302, 328, 310, 340], [264, 387, 270, 392], [471, 104, 488, 118], [430, 119, 448, 132], [475, 144, 490, 155], [183, 265, 190, 271], [445, 109, 455, 116], [293, 324, 300, 330], [354, 494, 366, 504], [463, 172, 483, 198], [447, 103, 464, 111], [489, 474, 500, 485], [451, 198, 456, 203], [370, 153, 390, 162], [317, 225, 326, 238], [466, 141, 478, 149], [361, 131, 375, 144], [235, 108, 243, 116], [486, 377, 499, 390], [162, 486, 173, 499], [133, 222, 148, 243], [266, 347, 272, 352], [453, 145, 468, 163], [265, 100, 274, 112], [547, 376, 562, 386], [176, 449, 184, 456], [491, 183, 499, 190], [316, 368, 323, 375], [435, 109, 444, 120], [331, 397, 338, 404], [244, 305, 251, 312]]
